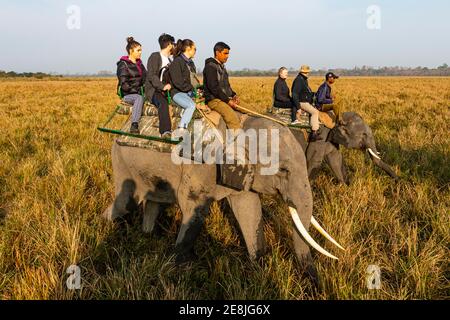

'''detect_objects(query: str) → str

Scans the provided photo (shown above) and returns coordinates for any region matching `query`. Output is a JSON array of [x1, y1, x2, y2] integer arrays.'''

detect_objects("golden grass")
[[0, 77, 448, 299]]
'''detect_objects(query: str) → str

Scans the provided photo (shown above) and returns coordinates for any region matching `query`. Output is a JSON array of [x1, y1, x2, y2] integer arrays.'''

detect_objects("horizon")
[[1, 0, 449, 74]]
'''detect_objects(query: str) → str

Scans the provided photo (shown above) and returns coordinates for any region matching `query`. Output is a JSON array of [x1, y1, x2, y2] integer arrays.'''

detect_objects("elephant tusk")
[[367, 148, 381, 160], [289, 207, 339, 260], [311, 216, 346, 251]]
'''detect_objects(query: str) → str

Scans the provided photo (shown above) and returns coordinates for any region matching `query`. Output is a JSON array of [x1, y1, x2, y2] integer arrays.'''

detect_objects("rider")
[[292, 65, 321, 141], [273, 67, 297, 123], [145, 33, 176, 139], [168, 39, 199, 133], [203, 42, 241, 130], [315, 72, 341, 121], [116, 37, 147, 134]]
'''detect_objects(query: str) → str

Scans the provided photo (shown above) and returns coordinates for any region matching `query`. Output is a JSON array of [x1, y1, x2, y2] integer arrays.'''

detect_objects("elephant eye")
[[279, 167, 289, 174]]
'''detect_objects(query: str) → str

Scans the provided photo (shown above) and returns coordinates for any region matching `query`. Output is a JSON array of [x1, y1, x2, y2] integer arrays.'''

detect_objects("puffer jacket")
[[168, 54, 197, 97], [116, 56, 147, 96], [203, 57, 236, 103]]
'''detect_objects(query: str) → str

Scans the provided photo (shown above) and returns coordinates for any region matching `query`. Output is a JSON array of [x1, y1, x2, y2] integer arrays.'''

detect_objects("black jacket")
[[168, 54, 196, 97], [273, 77, 292, 103], [292, 73, 313, 106], [203, 58, 236, 103], [116, 56, 147, 96], [145, 52, 165, 102]]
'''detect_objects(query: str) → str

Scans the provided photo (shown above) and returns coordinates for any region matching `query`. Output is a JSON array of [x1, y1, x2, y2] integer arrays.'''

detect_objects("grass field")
[[0, 77, 448, 300]]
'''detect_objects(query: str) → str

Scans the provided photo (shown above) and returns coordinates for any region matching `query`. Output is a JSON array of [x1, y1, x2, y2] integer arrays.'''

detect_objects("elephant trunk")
[[365, 138, 399, 180]]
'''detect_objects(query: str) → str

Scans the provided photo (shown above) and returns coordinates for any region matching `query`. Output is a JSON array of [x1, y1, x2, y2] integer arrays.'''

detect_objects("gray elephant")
[[103, 115, 346, 284], [289, 111, 398, 185]]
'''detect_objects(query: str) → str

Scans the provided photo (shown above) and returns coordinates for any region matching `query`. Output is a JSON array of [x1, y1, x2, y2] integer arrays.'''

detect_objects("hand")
[[196, 103, 211, 113], [228, 99, 238, 109], [232, 95, 240, 105], [163, 84, 171, 91]]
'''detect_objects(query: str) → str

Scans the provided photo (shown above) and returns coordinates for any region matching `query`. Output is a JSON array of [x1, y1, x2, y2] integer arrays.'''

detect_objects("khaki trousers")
[[321, 101, 342, 121], [300, 102, 320, 131], [208, 99, 241, 130]]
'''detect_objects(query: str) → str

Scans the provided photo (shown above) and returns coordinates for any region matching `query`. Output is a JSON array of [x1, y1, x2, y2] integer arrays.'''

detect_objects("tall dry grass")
[[0, 77, 448, 299]]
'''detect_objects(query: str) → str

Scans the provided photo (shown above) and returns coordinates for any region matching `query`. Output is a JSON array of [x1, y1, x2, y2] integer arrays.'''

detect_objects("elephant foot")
[[304, 263, 321, 291], [296, 253, 322, 291], [103, 203, 130, 222], [175, 248, 198, 266], [252, 247, 268, 262], [344, 175, 352, 186]]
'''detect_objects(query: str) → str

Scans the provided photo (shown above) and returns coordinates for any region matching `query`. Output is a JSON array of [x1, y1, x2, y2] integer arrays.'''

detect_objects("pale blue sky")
[[0, 0, 449, 74]]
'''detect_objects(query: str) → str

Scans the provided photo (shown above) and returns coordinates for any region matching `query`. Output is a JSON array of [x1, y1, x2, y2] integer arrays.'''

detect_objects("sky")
[[0, 0, 449, 74]]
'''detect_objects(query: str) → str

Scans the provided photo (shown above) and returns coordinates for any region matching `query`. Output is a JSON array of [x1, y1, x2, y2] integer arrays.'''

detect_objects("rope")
[[234, 104, 288, 126], [234, 104, 311, 130]]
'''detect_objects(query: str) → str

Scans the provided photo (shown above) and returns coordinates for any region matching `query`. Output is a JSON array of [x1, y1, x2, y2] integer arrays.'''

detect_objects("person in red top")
[[116, 37, 147, 134]]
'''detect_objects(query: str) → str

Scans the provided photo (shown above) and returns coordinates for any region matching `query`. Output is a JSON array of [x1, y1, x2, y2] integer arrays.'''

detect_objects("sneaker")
[[175, 127, 190, 140], [309, 130, 322, 142], [130, 122, 139, 134], [161, 131, 172, 140], [291, 120, 301, 125]]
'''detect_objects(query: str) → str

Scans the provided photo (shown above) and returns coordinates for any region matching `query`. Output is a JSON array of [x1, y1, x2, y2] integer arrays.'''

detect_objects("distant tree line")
[[2, 64, 449, 78], [228, 64, 450, 77], [0, 70, 62, 79]]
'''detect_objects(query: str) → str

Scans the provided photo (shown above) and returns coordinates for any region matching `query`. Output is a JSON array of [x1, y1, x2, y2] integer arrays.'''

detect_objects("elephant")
[[288, 111, 398, 185], [103, 114, 347, 284], [102, 110, 397, 284]]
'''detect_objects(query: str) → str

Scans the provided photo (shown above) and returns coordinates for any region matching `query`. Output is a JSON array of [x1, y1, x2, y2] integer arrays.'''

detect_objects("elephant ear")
[[218, 163, 255, 191]]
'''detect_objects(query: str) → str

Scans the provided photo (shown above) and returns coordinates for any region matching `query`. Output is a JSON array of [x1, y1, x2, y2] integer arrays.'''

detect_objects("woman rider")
[[116, 37, 147, 134]]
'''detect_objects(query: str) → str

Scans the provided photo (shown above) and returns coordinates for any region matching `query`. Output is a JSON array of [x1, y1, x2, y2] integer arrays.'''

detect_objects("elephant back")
[[115, 100, 219, 154]]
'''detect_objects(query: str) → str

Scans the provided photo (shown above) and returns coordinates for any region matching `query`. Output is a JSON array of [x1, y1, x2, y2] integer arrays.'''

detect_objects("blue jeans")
[[173, 92, 196, 129], [123, 94, 144, 124]]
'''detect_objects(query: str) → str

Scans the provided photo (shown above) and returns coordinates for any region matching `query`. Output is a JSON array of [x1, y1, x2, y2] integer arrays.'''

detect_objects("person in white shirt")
[[145, 34, 176, 138]]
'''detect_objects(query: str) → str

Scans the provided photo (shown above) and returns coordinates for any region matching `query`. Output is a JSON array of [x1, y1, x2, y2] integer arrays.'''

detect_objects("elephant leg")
[[103, 179, 138, 221], [306, 141, 327, 181], [175, 196, 213, 264], [292, 227, 321, 289], [227, 192, 267, 260], [324, 144, 350, 185], [142, 200, 160, 233]]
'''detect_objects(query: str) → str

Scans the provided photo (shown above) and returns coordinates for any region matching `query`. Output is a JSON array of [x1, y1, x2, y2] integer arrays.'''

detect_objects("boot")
[[130, 122, 139, 134]]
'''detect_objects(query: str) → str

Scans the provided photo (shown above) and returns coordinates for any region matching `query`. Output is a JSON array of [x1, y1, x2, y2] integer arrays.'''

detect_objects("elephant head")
[[328, 112, 398, 179], [242, 117, 345, 263]]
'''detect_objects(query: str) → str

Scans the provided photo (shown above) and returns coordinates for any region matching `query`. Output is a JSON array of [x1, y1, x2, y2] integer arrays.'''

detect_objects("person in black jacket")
[[316, 72, 341, 121], [145, 33, 175, 138], [292, 65, 321, 141], [273, 67, 297, 122], [168, 39, 199, 131], [203, 42, 241, 130], [117, 37, 147, 134]]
